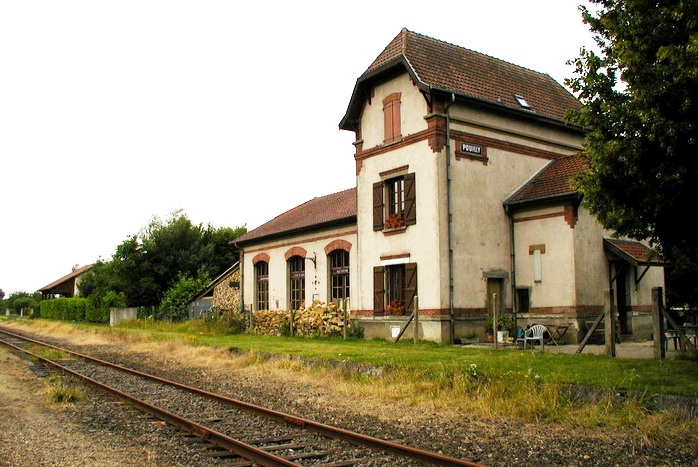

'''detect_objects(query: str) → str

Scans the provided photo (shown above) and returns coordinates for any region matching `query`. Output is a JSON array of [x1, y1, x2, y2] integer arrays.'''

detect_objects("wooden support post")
[[577, 310, 604, 353], [652, 287, 665, 359], [413, 296, 419, 344], [492, 293, 499, 350], [604, 289, 616, 357]]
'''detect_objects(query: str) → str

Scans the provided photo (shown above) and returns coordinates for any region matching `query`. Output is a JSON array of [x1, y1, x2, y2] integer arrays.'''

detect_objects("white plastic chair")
[[522, 324, 547, 349]]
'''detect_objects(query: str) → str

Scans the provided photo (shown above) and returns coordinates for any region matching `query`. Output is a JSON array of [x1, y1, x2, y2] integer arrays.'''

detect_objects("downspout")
[[233, 240, 244, 314], [445, 93, 455, 344], [506, 206, 518, 330]]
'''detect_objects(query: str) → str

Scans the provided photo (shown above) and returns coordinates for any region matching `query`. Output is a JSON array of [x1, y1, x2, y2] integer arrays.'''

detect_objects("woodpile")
[[252, 301, 346, 337], [251, 309, 288, 336]]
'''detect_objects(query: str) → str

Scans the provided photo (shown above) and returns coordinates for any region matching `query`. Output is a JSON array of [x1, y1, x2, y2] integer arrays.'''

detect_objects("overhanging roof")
[[603, 239, 666, 267]]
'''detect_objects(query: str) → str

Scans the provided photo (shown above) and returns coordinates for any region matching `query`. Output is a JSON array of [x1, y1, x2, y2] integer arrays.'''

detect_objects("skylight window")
[[514, 94, 530, 109]]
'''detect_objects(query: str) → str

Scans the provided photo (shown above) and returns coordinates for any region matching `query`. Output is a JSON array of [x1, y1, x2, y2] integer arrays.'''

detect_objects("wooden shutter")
[[391, 98, 401, 140], [404, 173, 416, 226], [383, 93, 401, 143], [373, 181, 384, 231], [383, 101, 393, 143], [373, 266, 385, 313], [404, 263, 418, 313]]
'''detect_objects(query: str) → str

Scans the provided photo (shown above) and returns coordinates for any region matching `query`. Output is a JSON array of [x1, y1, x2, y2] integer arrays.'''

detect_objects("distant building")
[[187, 262, 241, 319], [38, 264, 94, 299]]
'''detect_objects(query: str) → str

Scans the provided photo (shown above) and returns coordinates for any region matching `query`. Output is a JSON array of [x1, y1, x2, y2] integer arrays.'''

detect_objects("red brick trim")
[[564, 204, 578, 228], [380, 253, 410, 261], [425, 113, 447, 152], [379, 165, 409, 178], [451, 129, 569, 160], [284, 246, 307, 261], [242, 231, 357, 255], [514, 211, 564, 223], [252, 253, 270, 265], [354, 126, 571, 165], [324, 239, 352, 255]]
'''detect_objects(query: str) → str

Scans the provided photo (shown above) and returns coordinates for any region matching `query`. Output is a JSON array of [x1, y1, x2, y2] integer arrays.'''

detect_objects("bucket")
[[497, 330, 509, 343]]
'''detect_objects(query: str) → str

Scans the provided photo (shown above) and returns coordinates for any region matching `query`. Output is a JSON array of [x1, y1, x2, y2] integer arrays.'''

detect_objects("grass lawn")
[[97, 320, 698, 399]]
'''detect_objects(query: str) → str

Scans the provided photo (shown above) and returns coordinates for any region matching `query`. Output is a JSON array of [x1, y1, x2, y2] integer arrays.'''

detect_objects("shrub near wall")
[[40, 297, 89, 321]]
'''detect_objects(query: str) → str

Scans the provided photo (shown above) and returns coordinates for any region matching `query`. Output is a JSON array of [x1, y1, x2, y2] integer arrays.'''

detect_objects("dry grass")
[[45, 375, 84, 404], [3, 319, 696, 447]]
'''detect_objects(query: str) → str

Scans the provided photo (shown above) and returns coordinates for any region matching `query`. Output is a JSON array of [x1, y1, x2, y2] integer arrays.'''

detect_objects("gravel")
[[0, 324, 696, 467]]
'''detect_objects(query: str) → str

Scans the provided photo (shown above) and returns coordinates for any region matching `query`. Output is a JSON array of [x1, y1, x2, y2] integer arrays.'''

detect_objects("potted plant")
[[384, 213, 405, 229], [485, 314, 515, 343], [385, 299, 406, 315]]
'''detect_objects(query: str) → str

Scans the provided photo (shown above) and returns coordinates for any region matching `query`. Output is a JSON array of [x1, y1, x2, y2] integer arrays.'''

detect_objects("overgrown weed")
[[46, 376, 84, 404]]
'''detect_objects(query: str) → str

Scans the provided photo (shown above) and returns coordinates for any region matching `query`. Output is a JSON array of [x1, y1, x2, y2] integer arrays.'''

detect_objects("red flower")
[[384, 214, 405, 229]]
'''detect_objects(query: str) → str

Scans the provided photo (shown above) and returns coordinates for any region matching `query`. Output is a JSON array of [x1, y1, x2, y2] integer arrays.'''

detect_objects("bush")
[[40, 297, 89, 321], [485, 314, 515, 334]]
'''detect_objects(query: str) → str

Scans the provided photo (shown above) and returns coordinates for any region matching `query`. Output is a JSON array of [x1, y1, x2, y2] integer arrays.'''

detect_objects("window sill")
[[383, 226, 407, 236]]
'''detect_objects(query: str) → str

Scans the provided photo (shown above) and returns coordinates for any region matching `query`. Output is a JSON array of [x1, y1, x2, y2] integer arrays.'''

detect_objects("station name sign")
[[460, 142, 482, 156]]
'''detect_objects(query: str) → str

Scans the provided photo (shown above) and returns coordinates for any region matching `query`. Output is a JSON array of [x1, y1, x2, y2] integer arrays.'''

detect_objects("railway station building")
[[234, 29, 665, 344]]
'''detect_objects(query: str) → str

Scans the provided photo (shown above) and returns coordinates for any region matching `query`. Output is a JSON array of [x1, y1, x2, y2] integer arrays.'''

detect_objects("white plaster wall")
[[512, 206, 578, 307], [572, 209, 612, 306], [241, 227, 357, 311], [355, 140, 444, 312], [360, 74, 426, 149], [450, 106, 583, 154]]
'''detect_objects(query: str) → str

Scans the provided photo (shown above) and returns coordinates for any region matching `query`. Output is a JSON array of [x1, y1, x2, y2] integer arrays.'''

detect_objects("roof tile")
[[505, 155, 587, 205], [236, 188, 356, 243], [364, 28, 580, 122]]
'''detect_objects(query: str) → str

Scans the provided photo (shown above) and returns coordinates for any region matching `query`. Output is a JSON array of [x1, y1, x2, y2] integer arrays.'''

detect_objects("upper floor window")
[[383, 92, 402, 144], [288, 255, 305, 310], [254, 261, 269, 311], [373, 172, 416, 231], [329, 249, 350, 302]]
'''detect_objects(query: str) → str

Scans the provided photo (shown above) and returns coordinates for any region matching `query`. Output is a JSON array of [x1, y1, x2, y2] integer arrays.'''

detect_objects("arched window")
[[254, 261, 268, 310], [329, 249, 350, 302], [288, 256, 305, 310]]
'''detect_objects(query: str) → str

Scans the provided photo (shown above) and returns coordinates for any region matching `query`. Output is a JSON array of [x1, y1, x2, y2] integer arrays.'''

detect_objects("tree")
[[79, 210, 246, 308], [159, 270, 211, 320], [565, 0, 698, 308], [4, 291, 41, 315]]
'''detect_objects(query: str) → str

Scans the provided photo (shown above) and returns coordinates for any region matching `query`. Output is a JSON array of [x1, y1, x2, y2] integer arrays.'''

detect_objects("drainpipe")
[[445, 93, 455, 344], [506, 206, 518, 330]]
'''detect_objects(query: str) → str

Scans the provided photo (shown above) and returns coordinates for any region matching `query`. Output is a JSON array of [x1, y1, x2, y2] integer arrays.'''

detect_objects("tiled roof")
[[341, 28, 581, 130], [236, 188, 356, 244], [504, 155, 587, 206], [39, 264, 93, 291], [604, 239, 665, 266]]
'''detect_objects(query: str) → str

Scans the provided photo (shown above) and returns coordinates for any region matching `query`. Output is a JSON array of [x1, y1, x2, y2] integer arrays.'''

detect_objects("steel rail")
[[0, 332, 298, 467], [0, 327, 485, 467]]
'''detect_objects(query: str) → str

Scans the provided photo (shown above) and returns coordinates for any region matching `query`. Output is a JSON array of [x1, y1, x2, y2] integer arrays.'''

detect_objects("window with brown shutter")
[[373, 263, 418, 314], [373, 266, 385, 313], [373, 173, 416, 231]]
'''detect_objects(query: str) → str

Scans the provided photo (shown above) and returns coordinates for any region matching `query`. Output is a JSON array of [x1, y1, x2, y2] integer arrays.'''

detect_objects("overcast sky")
[[0, 1, 598, 295]]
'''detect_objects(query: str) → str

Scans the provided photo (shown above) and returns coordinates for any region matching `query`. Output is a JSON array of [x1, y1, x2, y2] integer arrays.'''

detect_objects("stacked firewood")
[[252, 301, 346, 337], [251, 309, 288, 335], [293, 301, 344, 337]]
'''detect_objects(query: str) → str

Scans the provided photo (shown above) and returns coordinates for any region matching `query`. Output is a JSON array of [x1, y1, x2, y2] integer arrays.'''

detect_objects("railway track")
[[0, 327, 485, 467]]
